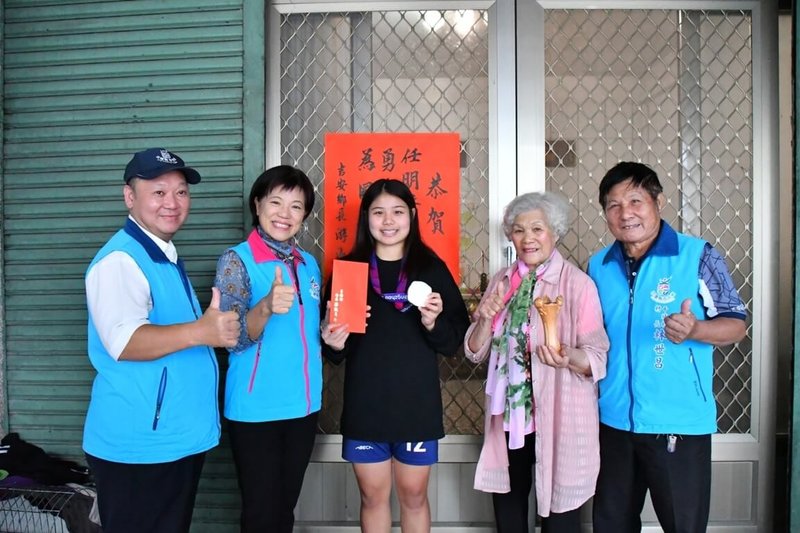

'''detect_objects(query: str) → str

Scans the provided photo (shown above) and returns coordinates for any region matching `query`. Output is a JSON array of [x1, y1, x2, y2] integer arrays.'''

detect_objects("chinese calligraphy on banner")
[[323, 132, 461, 283]]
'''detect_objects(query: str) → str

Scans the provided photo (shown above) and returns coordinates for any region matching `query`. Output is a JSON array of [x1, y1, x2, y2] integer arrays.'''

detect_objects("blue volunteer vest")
[[223, 232, 322, 422], [83, 219, 220, 463], [588, 224, 715, 435]]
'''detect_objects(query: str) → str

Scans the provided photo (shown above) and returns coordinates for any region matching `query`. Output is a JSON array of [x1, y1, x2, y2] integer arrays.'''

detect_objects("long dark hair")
[[345, 179, 437, 278]]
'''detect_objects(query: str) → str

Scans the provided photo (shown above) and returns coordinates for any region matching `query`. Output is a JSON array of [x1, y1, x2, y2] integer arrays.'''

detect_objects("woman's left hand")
[[322, 321, 350, 351], [536, 344, 569, 369], [419, 292, 443, 331]]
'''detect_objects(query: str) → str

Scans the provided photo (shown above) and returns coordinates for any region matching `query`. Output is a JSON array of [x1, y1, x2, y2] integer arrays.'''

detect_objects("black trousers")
[[227, 412, 318, 533], [592, 424, 711, 533], [85, 451, 205, 533], [492, 432, 582, 533]]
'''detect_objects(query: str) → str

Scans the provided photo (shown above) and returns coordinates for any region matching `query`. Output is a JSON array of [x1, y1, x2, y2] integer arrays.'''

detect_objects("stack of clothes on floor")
[[0, 433, 100, 533]]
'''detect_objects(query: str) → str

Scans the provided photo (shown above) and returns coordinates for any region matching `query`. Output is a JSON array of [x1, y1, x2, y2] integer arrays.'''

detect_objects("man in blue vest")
[[83, 148, 240, 533], [588, 162, 747, 533]]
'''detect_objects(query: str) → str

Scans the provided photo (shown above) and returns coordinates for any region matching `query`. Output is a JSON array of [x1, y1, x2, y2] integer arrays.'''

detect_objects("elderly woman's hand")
[[537, 345, 593, 376], [476, 279, 506, 322], [465, 280, 507, 353], [536, 344, 569, 369]]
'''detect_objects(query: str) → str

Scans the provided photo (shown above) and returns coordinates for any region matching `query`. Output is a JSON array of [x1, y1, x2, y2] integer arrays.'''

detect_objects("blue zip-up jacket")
[[83, 219, 220, 463], [224, 229, 322, 422], [588, 222, 715, 435]]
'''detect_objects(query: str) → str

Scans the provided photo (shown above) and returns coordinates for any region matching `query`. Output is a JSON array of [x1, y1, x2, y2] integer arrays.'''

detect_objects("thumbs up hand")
[[208, 286, 222, 310], [261, 265, 296, 316], [476, 278, 507, 323], [465, 278, 508, 352], [664, 298, 697, 344], [200, 287, 241, 347]]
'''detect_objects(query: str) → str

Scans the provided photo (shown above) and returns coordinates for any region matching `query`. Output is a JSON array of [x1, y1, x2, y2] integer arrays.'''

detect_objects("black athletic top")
[[323, 256, 470, 442]]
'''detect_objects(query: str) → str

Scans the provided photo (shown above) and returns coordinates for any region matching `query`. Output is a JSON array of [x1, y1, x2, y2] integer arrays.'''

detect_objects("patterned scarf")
[[487, 262, 537, 449], [258, 227, 295, 267]]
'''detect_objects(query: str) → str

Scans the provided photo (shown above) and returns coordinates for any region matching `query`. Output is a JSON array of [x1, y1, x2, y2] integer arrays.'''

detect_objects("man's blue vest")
[[588, 224, 716, 435], [83, 220, 220, 463]]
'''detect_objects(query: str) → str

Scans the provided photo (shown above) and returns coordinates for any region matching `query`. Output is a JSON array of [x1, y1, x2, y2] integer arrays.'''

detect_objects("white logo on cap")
[[156, 149, 178, 164]]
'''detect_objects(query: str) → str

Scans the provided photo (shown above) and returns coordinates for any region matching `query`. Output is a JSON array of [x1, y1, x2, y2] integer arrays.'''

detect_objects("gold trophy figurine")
[[534, 295, 564, 349]]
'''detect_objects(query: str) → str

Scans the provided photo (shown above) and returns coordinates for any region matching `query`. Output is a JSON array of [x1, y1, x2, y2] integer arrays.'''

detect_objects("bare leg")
[[353, 461, 393, 532], [393, 460, 431, 533]]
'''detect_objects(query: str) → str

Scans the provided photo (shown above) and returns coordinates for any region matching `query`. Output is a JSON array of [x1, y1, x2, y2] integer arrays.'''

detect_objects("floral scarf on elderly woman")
[[486, 259, 542, 450]]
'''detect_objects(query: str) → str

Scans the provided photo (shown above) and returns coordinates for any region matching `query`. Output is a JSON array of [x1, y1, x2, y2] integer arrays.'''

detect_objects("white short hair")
[[502, 191, 572, 239]]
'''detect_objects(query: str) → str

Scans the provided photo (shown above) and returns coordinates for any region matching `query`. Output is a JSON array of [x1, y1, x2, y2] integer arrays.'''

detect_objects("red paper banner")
[[323, 132, 461, 283]]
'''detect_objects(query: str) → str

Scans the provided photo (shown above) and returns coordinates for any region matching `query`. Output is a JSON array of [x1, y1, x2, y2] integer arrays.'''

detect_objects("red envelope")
[[329, 260, 368, 333]]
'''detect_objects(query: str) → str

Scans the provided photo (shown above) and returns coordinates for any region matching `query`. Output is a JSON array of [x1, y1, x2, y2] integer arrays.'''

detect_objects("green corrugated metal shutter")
[[2, 1, 254, 529]]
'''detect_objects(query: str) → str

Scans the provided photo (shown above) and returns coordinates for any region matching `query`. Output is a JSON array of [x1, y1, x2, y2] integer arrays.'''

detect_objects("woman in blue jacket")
[[215, 166, 322, 533]]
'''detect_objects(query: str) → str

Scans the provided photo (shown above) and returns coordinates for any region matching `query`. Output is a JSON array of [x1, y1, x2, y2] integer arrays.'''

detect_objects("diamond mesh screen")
[[544, 9, 753, 434], [278, 7, 754, 436], [279, 10, 490, 434]]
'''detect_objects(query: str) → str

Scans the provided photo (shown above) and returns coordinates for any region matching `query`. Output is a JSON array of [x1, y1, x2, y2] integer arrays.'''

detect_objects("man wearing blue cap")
[[83, 148, 241, 533]]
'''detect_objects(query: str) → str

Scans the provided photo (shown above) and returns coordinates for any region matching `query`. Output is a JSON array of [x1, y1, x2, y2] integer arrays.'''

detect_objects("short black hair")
[[598, 161, 663, 209], [248, 165, 315, 227]]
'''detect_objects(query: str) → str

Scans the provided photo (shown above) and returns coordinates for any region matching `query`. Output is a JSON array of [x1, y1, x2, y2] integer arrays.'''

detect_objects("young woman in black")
[[322, 179, 469, 532]]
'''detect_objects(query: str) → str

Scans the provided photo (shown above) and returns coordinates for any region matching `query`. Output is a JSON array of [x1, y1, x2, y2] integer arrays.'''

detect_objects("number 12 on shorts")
[[406, 441, 427, 453]]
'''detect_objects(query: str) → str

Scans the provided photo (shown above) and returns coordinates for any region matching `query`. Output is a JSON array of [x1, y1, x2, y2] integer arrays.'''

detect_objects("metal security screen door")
[[268, 0, 776, 530], [532, 2, 774, 531], [545, 8, 754, 434]]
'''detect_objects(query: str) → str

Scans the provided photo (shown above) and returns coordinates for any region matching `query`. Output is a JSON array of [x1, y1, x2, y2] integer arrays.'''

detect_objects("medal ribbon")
[[369, 252, 412, 312]]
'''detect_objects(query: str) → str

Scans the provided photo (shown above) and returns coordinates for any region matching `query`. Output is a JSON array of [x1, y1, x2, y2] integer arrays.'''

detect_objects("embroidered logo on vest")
[[309, 277, 321, 301], [649, 277, 676, 370], [650, 276, 676, 304]]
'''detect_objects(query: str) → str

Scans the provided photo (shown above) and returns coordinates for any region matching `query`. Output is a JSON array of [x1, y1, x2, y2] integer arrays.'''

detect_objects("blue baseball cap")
[[123, 148, 201, 185]]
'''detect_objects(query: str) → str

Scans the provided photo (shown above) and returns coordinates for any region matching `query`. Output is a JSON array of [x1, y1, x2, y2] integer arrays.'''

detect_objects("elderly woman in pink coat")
[[464, 191, 609, 533]]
